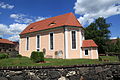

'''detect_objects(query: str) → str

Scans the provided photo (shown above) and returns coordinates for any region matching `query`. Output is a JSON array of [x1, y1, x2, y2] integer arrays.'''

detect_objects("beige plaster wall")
[[91, 48, 98, 59], [19, 28, 65, 58], [19, 26, 98, 59], [67, 27, 81, 59], [82, 47, 98, 59], [19, 36, 36, 57]]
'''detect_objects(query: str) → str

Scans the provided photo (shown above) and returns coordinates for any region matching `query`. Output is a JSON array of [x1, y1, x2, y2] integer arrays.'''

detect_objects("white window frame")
[[71, 30, 77, 50], [84, 48, 89, 56], [36, 34, 40, 51], [49, 32, 54, 50], [26, 36, 29, 51]]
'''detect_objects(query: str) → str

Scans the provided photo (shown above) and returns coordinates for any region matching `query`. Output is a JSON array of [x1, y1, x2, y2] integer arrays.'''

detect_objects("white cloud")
[[74, 0, 120, 25], [0, 23, 28, 41], [35, 16, 46, 22], [0, 2, 14, 9], [110, 37, 118, 39], [10, 14, 23, 19], [8, 23, 28, 35], [10, 13, 47, 24], [8, 23, 28, 41], [10, 14, 33, 24], [8, 35, 20, 41], [7, 13, 47, 41], [0, 24, 9, 35]]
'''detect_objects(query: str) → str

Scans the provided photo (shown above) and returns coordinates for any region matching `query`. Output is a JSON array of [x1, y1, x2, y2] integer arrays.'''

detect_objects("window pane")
[[72, 31, 76, 49], [37, 35, 40, 49], [50, 33, 53, 50], [85, 49, 88, 55], [26, 37, 29, 50]]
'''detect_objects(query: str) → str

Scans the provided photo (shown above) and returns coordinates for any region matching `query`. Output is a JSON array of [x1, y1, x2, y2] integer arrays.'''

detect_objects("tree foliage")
[[107, 37, 120, 54], [85, 17, 111, 54]]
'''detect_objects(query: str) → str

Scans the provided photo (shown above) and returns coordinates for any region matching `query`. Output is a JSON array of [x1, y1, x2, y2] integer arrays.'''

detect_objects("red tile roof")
[[20, 12, 82, 35], [110, 39, 120, 43], [82, 40, 98, 48], [0, 39, 14, 44]]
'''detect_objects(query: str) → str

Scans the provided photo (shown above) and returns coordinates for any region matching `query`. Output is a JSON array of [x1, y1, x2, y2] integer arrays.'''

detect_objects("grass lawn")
[[0, 56, 119, 66]]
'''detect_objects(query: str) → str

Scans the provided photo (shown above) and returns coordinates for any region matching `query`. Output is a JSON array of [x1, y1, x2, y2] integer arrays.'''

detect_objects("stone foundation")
[[0, 63, 120, 80]]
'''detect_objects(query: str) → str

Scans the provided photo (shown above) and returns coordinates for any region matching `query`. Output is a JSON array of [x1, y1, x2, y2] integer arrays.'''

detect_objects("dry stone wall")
[[0, 63, 120, 80]]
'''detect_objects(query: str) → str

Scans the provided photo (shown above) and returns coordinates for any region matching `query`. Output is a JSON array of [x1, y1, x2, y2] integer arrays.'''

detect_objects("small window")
[[36, 35, 40, 51], [29, 27, 34, 30], [49, 22, 56, 26], [26, 37, 29, 50], [85, 49, 88, 56], [71, 31, 76, 49], [50, 33, 54, 50]]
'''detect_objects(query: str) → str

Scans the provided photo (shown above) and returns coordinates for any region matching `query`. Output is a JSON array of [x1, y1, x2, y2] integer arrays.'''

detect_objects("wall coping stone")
[[0, 62, 119, 70]]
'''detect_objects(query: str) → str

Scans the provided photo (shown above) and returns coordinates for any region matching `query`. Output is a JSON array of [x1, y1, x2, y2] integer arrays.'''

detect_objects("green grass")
[[0, 56, 119, 67], [100, 56, 119, 62]]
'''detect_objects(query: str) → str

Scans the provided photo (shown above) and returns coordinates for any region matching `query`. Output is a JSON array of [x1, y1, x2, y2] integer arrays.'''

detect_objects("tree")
[[106, 37, 120, 55], [85, 17, 111, 54], [115, 37, 120, 53]]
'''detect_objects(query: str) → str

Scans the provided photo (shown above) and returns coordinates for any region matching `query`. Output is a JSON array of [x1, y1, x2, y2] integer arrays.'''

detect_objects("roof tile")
[[82, 40, 98, 48], [0, 39, 14, 44], [20, 12, 82, 35]]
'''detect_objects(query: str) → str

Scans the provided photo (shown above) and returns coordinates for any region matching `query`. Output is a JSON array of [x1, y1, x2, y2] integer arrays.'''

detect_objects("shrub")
[[30, 51, 44, 63], [99, 57, 102, 61], [0, 53, 8, 59], [16, 54, 22, 58], [118, 54, 120, 61]]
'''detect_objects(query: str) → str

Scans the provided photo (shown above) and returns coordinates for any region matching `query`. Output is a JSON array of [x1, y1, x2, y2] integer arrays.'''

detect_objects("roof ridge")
[[32, 12, 73, 24]]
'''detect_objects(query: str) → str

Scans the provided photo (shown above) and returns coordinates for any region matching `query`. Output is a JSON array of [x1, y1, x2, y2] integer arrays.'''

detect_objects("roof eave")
[[81, 46, 98, 48], [0, 42, 14, 45], [20, 25, 82, 35]]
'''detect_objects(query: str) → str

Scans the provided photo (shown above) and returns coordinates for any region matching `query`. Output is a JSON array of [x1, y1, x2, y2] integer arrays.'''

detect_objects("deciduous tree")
[[85, 17, 111, 54]]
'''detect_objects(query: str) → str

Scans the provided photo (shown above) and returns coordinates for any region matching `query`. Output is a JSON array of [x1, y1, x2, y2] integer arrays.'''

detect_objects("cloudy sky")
[[0, 0, 120, 41]]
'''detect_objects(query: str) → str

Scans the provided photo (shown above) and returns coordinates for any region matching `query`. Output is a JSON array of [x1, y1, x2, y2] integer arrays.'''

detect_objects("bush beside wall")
[[30, 51, 44, 63], [0, 53, 8, 59]]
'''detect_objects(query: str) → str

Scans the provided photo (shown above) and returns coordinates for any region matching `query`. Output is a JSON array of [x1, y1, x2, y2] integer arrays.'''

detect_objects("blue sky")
[[0, 0, 120, 41]]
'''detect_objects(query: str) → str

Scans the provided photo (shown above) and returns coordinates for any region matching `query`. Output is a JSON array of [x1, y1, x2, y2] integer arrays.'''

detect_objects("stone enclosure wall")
[[0, 63, 120, 80]]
